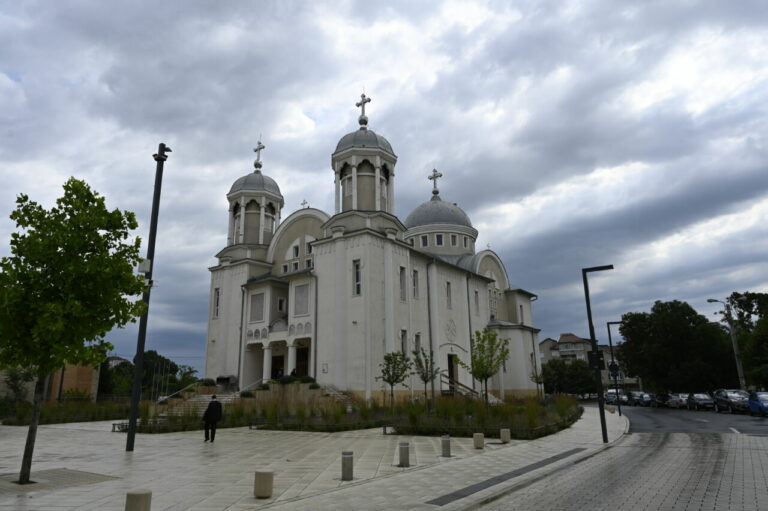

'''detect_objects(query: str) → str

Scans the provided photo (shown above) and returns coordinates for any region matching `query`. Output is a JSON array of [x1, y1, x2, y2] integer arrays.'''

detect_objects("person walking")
[[202, 394, 223, 442]]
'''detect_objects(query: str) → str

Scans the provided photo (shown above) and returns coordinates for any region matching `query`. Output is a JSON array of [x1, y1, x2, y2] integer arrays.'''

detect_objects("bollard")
[[125, 489, 152, 511], [253, 470, 274, 499], [341, 450, 354, 481], [500, 428, 511, 444], [473, 433, 484, 449], [441, 435, 451, 457], [398, 441, 410, 467]]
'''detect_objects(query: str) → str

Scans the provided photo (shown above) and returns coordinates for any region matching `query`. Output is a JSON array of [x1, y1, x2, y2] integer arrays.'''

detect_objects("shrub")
[[199, 378, 216, 386], [278, 375, 298, 385], [257, 383, 269, 391], [240, 391, 254, 398], [308, 382, 320, 389], [299, 375, 316, 383], [61, 388, 91, 401]]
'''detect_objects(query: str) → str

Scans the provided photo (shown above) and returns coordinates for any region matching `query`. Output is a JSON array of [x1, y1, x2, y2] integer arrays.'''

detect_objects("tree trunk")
[[424, 383, 428, 412], [18, 374, 46, 484], [483, 378, 489, 406], [390, 385, 395, 414]]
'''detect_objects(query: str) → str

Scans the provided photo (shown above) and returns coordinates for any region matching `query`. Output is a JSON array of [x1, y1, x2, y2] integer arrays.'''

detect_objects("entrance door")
[[447, 354, 458, 392], [296, 347, 309, 377], [271, 355, 285, 379]]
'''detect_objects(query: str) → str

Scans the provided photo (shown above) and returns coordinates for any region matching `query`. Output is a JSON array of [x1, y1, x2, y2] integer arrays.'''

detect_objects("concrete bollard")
[[253, 470, 274, 499], [341, 450, 354, 481], [398, 441, 410, 467], [124, 489, 152, 511], [441, 435, 451, 457], [500, 428, 511, 444], [473, 433, 484, 449]]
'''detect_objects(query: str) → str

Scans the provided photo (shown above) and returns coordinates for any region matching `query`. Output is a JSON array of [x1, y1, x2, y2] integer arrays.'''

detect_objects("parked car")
[[713, 389, 749, 414], [748, 391, 768, 416], [687, 393, 715, 411], [666, 393, 688, 409], [651, 393, 670, 408], [619, 393, 629, 404], [627, 391, 645, 406], [605, 392, 617, 404]]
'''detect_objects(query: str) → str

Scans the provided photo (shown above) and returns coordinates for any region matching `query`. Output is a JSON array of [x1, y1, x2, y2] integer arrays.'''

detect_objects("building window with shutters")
[[249, 293, 265, 322]]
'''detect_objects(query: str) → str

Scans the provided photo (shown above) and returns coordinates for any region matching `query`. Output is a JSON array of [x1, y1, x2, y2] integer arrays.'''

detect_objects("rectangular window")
[[344, 178, 352, 196], [414, 333, 421, 354], [353, 259, 361, 295], [278, 297, 285, 313], [307, 244, 313, 254], [446, 281, 452, 309], [249, 293, 265, 322], [292, 261, 299, 271], [399, 266, 407, 301], [451, 234, 457, 246], [401, 330, 408, 354], [436, 234, 444, 246], [293, 245, 299, 258], [421, 235, 428, 247], [474, 290, 479, 314], [463, 236, 468, 248], [282, 264, 288, 274], [212, 288, 220, 318], [306, 259, 313, 269], [519, 304, 525, 324], [412, 270, 419, 299], [294, 284, 309, 316]]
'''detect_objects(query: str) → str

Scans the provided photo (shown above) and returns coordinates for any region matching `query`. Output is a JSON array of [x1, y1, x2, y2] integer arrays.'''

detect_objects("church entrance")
[[296, 347, 309, 377], [447, 354, 459, 392], [271, 355, 285, 379]]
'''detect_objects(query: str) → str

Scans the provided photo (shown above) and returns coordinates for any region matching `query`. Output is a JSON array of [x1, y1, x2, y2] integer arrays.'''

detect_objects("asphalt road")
[[478, 404, 768, 511]]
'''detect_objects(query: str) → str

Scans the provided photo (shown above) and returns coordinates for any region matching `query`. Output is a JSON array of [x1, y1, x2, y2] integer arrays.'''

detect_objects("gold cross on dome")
[[356, 93, 371, 117]]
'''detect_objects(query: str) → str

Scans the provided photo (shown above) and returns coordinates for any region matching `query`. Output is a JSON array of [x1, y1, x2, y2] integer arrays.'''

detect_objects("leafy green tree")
[[541, 358, 568, 394], [412, 347, 440, 410], [376, 352, 413, 411], [725, 292, 768, 388], [3, 367, 34, 402], [565, 359, 595, 396], [0, 178, 145, 484], [618, 300, 736, 393], [459, 328, 509, 405]]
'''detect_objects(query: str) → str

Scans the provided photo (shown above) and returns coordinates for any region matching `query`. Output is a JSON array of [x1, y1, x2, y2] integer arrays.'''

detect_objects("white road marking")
[[729, 427, 740, 434], [694, 419, 708, 423]]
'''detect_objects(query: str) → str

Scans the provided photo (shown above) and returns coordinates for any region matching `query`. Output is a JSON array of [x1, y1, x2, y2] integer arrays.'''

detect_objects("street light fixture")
[[606, 321, 622, 417], [582, 265, 614, 444], [707, 298, 746, 390]]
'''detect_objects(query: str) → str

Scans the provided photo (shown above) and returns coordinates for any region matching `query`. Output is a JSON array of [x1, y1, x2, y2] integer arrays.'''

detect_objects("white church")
[[205, 95, 541, 402]]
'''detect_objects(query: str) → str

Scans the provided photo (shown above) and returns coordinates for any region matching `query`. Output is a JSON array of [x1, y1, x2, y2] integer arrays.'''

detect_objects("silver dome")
[[229, 171, 282, 196], [334, 127, 394, 155], [404, 195, 473, 228]]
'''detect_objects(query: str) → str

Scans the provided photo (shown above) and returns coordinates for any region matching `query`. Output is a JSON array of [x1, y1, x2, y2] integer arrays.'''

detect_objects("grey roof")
[[334, 127, 394, 155], [404, 194, 473, 228], [229, 171, 282, 196]]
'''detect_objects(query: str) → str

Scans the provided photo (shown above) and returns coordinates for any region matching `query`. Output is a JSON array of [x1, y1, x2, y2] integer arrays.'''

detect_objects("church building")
[[205, 95, 541, 402]]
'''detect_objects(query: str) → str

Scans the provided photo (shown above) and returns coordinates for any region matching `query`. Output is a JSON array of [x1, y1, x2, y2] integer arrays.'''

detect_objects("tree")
[[618, 300, 736, 393], [459, 328, 509, 405], [565, 360, 595, 396], [0, 178, 145, 484], [725, 292, 768, 388], [3, 367, 34, 402], [541, 358, 568, 394], [376, 352, 412, 411], [412, 347, 440, 410]]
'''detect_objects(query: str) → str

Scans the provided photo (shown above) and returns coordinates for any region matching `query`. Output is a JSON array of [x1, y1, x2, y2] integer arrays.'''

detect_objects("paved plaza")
[[0, 408, 625, 510]]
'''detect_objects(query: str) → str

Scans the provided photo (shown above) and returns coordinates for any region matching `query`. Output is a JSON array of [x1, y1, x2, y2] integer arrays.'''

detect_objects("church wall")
[[205, 263, 249, 381], [271, 216, 324, 275], [243, 199, 261, 244], [356, 162, 376, 210]]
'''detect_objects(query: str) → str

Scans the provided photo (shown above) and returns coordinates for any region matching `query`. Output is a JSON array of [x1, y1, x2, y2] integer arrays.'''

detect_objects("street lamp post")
[[707, 298, 746, 390], [582, 265, 614, 444], [126, 143, 171, 452], [607, 321, 622, 417]]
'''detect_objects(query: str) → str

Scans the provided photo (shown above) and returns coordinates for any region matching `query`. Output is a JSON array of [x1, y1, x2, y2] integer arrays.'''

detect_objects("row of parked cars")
[[605, 389, 768, 416]]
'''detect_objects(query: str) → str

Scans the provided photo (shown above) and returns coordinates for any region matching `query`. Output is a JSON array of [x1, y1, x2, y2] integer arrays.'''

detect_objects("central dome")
[[334, 127, 394, 155], [404, 194, 473, 228], [229, 171, 282, 196]]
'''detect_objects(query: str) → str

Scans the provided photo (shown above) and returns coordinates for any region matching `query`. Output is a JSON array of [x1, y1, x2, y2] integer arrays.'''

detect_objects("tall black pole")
[[607, 321, 622, 417], [126, 143, 171, 452], [582, 265, 613, 444]]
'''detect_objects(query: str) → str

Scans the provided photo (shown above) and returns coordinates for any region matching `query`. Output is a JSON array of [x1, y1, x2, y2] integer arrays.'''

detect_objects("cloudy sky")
[[2, 0, 767, 373]]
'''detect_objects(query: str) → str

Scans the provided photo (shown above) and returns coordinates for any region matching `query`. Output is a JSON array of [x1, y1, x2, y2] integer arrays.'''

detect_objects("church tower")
[[331, 94, 397, 214]]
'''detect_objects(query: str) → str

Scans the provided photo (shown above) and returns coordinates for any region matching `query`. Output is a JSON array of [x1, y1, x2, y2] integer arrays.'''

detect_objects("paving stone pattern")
[[479, 432, 768, 511], [0, 409, 624, 510]]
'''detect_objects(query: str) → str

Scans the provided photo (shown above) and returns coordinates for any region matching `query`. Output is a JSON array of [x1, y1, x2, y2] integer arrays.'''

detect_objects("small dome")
[[229, 171, 282, 196], [404, 194, 473, 228], [334, 127, 394, 155]]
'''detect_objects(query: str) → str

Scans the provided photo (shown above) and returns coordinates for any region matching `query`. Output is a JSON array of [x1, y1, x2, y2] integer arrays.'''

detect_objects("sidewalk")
[[0, 407, 626, 510]]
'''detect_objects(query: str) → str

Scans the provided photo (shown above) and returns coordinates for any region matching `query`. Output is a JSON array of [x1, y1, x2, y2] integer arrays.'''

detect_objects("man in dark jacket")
[[202, 395, 223, 442]]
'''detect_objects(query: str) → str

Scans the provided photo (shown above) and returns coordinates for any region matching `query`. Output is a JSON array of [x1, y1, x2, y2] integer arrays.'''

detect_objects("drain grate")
[[0, 468, 118, 494]]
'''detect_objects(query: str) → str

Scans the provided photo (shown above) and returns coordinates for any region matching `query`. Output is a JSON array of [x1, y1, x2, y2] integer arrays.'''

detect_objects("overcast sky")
[[2, 1, 767, 374]]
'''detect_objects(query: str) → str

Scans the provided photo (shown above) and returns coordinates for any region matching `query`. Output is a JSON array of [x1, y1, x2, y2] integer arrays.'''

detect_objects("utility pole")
[[126, 143, 171, 452]]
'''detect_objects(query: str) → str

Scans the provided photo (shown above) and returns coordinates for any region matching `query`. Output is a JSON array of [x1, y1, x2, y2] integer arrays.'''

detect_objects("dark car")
[[687, 393, 715, 411], [713, 389, 749, 414], [748, 391, 768, 416], [627, 391, 645, 406], [650, 393, 669, 408]]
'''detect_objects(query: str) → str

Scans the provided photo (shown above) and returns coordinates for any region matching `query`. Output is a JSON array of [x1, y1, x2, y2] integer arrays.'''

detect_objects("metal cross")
[[356, 93, 371, 117], [254, 140, 266, 164], [428, 168, 443, 190], [301, 199, 308, 208]]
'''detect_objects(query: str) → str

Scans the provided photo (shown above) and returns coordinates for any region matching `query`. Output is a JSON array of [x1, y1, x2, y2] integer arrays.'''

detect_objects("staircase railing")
[[157, 381, 205, 403], [439, 374, 502, 404], [238, 379, 266, 394]]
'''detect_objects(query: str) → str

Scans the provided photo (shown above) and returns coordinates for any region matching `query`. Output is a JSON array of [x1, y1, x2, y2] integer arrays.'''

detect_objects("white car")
[[667, 393, 688, 408]]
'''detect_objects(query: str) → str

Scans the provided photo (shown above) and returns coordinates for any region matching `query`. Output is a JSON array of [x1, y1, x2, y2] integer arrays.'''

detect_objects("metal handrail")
[[439, 374, 502, 404], [157, 381, 202, 403], [239, 379, 266, 394]]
